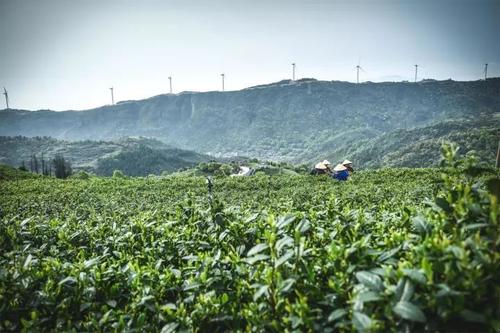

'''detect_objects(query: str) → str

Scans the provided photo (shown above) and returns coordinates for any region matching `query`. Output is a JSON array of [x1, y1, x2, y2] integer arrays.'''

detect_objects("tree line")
[[19, 153, 73, 179]]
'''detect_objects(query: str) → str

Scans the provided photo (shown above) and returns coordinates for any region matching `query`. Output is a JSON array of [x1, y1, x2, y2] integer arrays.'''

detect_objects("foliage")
[[18, 161, 28, 172], [0, 164, 40, 181], [327, 116, 499, 169], [71, 171, 91, 180], [0, 136, 210, 177], [112, 169, 126, 178], [52, 154, 72, 179], [175, 160, 306, 177], [196, 162, 239, 176], [0, 147, 499, 331]]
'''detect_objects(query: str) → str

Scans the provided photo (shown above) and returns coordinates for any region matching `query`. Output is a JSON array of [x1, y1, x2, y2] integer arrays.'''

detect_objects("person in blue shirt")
[[332, 164, 349, 181]]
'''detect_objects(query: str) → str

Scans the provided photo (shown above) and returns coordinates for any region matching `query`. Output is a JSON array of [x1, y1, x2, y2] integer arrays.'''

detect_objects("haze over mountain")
[[1, 78, 499, 167]]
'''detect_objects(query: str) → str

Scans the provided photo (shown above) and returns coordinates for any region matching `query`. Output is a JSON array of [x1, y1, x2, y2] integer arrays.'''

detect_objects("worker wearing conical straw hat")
[[332, 163, 349, 181], [342, 159, 354, 173], [310, 159, 332, 175]]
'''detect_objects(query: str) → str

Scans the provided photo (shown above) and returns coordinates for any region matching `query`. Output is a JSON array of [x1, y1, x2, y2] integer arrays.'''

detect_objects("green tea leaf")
[[412, 216, 429, 235], [393, 301, 426, 323], [84, 257, 100, 269], [23, 254, 33, 269], [353, 311, 372, 330], [161, 323, 179, 333], [402, 269, 426, 284], [247, 243, 268, 257], [59, 276, 77, 286], [357, 290, 381, 303], [244, 254, 270, 265], [253, 285, 269, 301], [276, 215, 295, 230], [275, 251, 294, 268], [400, 280, 414, 302], [355, 271, 383, 291], [328, 309, 347, 322]]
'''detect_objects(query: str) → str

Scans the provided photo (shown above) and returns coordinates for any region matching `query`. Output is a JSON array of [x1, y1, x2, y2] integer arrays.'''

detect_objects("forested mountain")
[[323, 116, 499, 168], [0, 136, 210, 176], [1, 78, 499, 164]]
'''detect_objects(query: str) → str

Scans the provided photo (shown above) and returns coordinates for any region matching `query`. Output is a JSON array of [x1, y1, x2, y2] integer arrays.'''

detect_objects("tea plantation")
[[0, 152, 499, 332]]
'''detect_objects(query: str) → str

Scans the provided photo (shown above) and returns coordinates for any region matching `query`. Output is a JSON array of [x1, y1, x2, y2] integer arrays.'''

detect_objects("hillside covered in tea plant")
[[1, 146, 499, 332]]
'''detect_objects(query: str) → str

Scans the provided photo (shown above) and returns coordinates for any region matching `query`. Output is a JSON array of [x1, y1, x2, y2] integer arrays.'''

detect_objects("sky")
[[0, 0, 499, 111]]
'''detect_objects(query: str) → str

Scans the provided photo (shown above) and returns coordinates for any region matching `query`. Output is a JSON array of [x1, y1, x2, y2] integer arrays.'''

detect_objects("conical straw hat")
[[315, 162, 327, 170], [333, 164, 347, 171], [342, 159, 352, 165]]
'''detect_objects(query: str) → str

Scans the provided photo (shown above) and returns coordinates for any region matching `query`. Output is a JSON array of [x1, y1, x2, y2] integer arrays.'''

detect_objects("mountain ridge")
[[1, 78, 499, 163], [2, 77, 498, 113]]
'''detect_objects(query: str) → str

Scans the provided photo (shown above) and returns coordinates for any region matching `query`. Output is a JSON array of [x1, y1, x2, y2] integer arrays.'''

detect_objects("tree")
[[33, 154, 39, 174], [52, 154, 72, 179], [112, 170, 125, 178], [18, 160, 28, 172], [41, 152, 45, 175]]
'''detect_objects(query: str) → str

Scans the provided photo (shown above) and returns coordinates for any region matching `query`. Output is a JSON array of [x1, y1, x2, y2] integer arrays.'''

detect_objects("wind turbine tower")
[[2, 87, 8, 109], [109, 87, 114, 105], [292, 63, 296, 81], [356, 64, 365, 84], [168, 76, 172, 94], [414, 64, 418, 83], [221, 73, 225, 91], [484, 63, 488, 80]]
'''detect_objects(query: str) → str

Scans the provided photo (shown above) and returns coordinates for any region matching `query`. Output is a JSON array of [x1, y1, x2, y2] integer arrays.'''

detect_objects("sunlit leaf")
[[247, 243, 268, 257]]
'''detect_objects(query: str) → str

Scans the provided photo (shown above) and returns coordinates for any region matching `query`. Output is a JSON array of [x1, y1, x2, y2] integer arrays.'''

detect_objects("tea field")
[[0, 155, 499, 332]]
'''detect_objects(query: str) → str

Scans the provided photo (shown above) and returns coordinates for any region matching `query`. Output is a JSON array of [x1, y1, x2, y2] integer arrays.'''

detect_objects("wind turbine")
[[414, 64, 419, 83], [356, 63, 365, 84], [221, 73, 225, 91], [109, 87, 114, 105], [484, 63, 488, 80], [2, 87, 8, 109], [292, 63, 296, 81], [168, 76, 172, 94]]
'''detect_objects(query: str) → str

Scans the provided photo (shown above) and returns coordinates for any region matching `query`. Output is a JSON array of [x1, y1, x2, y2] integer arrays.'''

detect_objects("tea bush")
[[0, 152, 498, 332]]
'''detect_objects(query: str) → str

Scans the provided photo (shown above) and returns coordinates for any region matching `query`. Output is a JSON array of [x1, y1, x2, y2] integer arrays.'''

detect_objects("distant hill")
[[1, 78, 499, 164], [0, 136, 210, 176], [324, 116, 499, 168]]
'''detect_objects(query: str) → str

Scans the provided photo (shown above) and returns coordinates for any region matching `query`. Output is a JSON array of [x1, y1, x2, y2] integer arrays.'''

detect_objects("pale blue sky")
[[1, 0, 499, 110]]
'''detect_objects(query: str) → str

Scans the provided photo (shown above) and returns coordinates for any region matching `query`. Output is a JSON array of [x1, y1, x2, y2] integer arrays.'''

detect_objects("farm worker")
[[332, 164, 349, 181], [342, 159, 354, 173], [310, 160, 332, 175]]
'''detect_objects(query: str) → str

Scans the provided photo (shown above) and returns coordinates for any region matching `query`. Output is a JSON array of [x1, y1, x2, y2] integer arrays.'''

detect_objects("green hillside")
[[324, 116, 500, 168], [1, 78, 499, 162], [0, 136, 210, 176]]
